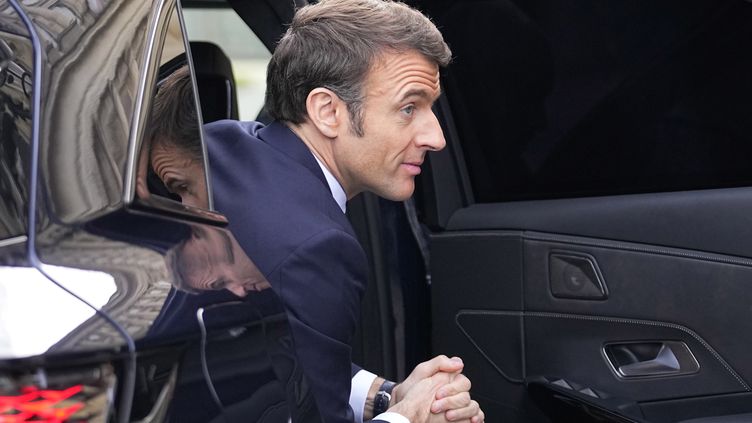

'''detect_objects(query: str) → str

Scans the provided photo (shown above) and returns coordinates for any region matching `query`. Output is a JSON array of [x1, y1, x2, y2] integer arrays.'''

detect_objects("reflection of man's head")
[[144, 65, 208, 208], [166, 226, 269, 297]]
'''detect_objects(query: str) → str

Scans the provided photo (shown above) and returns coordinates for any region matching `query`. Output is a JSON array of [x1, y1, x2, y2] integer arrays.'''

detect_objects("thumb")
[[439, 356, 464, 373], [416, 355, 463, 378], [431, 370, 454, 386]]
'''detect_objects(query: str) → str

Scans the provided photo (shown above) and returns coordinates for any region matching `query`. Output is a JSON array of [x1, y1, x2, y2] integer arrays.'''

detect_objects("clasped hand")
[[388, 355, 485, 423]]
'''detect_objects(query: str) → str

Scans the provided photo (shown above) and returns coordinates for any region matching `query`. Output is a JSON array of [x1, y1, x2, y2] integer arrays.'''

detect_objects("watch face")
[[374, 391, 392, 416]]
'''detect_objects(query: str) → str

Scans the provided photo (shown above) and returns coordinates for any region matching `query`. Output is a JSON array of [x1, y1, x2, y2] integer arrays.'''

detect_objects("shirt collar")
[[312, 155, 347, 213]]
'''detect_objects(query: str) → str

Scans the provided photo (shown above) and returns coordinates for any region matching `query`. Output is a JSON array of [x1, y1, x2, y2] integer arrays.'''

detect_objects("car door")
[[414, 0, 752, 422], [0, 0, 320, 420]]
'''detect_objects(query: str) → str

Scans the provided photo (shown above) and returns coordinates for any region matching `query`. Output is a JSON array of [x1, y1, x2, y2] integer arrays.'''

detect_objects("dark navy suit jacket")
[[206, 120, 384, 423]]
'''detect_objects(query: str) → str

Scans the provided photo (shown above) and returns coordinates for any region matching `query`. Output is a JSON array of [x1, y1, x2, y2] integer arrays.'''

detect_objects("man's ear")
[[305, 88, 344, 138]]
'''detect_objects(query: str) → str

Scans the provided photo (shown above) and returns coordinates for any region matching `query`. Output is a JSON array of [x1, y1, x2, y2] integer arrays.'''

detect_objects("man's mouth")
[[402, 162, 423, 175]]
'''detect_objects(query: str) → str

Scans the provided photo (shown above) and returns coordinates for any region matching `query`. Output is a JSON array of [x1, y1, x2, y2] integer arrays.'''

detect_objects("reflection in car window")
[[165, 225, 271, 297], [136, 7, 209, 210], [0, 28, 33, 239], [143, 64, 208, 208]]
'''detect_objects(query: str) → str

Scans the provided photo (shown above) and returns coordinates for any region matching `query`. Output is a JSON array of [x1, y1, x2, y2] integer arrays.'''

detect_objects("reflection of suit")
[[207, 121, 379, 423]]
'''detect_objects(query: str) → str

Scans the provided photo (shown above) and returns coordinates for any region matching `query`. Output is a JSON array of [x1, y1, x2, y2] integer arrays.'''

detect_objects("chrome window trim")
[[177, 0, 215, 211], [123, 0, 176, 204], [124, 0, 221, 218]]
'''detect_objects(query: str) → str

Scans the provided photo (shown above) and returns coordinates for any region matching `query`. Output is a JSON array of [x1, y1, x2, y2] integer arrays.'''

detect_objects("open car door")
[[418, 0, 752, 422]]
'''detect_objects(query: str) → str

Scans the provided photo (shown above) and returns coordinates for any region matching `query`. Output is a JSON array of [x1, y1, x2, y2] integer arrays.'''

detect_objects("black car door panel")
[[413, 0, 752, 420], [431, 200, 752, 422]]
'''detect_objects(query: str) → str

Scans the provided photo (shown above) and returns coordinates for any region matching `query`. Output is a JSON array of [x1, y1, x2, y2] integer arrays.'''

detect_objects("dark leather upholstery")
[[189, 41, 239, 123], [680, 414, 752, 423]]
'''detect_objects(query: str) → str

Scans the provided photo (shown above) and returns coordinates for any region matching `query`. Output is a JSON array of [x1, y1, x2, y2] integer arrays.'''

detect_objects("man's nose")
[[416, 112, 446, 152], [227, 284, 248, 298]]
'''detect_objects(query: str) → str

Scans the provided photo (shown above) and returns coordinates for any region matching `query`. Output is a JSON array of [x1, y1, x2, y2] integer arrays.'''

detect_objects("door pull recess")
[[603, 341, 699, 379]]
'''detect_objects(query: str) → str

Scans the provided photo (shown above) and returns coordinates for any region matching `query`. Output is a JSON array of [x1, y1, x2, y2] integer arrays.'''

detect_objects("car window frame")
[[124, 0, 226, 225]]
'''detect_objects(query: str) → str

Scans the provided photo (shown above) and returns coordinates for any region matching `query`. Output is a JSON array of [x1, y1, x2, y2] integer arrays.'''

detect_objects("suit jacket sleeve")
[[352, 363, 364, 378], [271, 228, 368, 423]]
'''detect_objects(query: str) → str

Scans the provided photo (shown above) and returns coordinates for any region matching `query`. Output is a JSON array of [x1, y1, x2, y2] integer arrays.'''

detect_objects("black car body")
[[0, 0, 318, 421], [3, 0, 752, 422]]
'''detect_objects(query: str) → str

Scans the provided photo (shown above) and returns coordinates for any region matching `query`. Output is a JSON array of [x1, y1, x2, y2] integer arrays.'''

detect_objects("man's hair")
[[146, 64, 202, 161], [265, 0, 452, 136], [165, 241, 202, 294]]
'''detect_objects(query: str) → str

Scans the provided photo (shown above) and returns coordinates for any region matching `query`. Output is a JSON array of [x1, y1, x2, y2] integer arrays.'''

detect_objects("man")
[[143, 64, 208, 209], [165, 225, 272, 296], [206, 1, 483, 422]]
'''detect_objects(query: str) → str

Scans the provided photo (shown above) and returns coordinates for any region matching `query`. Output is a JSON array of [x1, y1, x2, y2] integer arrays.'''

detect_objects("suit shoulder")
[[204, 119, 264, 138]]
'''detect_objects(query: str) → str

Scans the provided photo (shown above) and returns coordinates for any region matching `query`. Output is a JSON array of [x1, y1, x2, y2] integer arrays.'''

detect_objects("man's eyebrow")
[[398, 87, 441, 103]]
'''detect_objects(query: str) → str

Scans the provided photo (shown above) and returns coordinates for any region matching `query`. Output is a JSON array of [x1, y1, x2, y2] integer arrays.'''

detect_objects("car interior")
[[189, 41, 238, 123]]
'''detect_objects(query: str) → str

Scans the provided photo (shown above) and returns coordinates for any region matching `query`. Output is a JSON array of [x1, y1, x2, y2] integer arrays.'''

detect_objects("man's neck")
[[287, 122, 350, 211], [287, 122, 353, 199]]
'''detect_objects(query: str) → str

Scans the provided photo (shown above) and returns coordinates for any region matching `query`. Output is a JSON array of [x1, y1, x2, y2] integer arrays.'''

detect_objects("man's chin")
[[376, 184, 415, 202]]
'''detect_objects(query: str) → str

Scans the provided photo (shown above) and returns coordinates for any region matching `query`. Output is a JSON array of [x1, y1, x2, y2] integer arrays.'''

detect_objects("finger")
[[442, 356, 464, 373], [389, 377, 444, 423], [470, 408, 485, 423], [412, 354, 447, 379], [398, 356, 450, 403], [431, 391, 470, 413], [414, 355, 464, 379], [438, 419, 471, 423], [430, 370, 454, 388], [444, 400, 481, 422], [435, 373, 471, 400]]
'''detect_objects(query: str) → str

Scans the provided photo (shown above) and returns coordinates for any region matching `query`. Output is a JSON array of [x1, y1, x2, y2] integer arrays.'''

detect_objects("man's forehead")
[[369, 49, 440, 74], [366, 50, 441, 95]]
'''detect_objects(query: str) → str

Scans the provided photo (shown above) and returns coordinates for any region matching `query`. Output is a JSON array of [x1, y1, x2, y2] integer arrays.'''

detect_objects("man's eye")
[[401, 105, 415, 116], [209, 279, 226, 290], [169, 182, 189, 194]]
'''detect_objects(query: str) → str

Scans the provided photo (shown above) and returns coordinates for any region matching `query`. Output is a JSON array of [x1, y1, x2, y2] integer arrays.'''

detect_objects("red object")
[[0, 385, 85, 422]]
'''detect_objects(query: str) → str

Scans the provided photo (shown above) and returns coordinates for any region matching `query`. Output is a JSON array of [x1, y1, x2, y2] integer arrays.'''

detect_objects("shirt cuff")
[[350, 369, 378, 423], [373, 412, 411, 423]]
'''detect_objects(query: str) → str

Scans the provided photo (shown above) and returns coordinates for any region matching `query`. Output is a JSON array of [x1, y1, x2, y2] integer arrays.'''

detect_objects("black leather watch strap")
[[373, 380, 397, 416]]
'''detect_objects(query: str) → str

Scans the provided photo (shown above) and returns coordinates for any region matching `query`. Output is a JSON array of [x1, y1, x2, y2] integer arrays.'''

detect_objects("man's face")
[[334, 49, 446, 201], [178, 227, 270, 297], [150, 141, 209, 209]]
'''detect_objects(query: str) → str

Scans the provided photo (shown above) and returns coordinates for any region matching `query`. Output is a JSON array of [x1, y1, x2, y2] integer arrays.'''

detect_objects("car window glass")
[[0, 10, 33, 240], [424, 0, 752, 202], [183, 8, 270, 120], [136, 5, 209, 210]]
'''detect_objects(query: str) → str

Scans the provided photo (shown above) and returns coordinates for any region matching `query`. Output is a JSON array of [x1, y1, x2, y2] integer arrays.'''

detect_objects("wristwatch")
[[373, 380, 397, 416]]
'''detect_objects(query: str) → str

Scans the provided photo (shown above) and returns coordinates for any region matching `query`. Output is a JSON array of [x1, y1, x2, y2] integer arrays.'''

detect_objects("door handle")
[[617, 343, 679, 376], [603, 341, 699, 379]]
